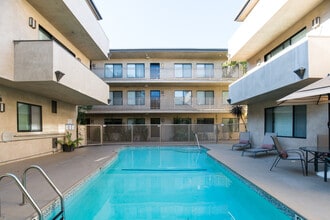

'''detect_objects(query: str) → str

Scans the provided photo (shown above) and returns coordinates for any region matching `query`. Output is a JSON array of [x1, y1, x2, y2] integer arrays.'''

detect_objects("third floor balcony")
[[229, 36, 330, 104]]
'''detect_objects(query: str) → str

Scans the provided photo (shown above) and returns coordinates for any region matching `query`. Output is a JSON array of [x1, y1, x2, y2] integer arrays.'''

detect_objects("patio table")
[[299, 146, 330, 181]]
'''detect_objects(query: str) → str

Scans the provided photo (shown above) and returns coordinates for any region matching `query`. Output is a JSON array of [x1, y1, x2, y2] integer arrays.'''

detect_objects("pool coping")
[[206, 150, 306, 220], [35, 149, 121, 220]]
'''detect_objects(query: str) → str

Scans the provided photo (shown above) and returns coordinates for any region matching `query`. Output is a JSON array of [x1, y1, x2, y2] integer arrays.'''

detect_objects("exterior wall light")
[[0, 97, 5, 112], [293, 67, 306, 79], [55, 71, 65, 82]]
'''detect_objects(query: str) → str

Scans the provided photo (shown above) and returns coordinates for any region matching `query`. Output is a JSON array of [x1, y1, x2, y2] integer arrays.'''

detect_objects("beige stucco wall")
[[0, 1, 110, 163], [0, 85, 77, 163]]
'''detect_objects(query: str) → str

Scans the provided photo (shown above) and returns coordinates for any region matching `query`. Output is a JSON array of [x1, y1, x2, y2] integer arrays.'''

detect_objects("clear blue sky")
[[93, 0, 246, 49]]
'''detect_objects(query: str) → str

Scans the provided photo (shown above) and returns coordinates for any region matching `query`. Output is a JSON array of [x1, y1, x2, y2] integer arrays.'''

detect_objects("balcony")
[[229, 0, 323, 60], [89, 96, 231, 114], [229, 36, 330, 104], [92, 66, 244, 87], [26, 0, 109, 59], [14, 40, 109, 105]]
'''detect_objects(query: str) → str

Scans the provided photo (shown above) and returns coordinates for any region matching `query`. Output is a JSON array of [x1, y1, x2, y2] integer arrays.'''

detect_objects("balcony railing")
[[90, 96, 231, 114], [92, 65, 244, 83]]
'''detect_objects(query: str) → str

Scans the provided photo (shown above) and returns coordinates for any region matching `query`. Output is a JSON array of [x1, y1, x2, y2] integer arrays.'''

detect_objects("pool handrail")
[[0, 173, 43, 220], [21, 165, 65, 219]]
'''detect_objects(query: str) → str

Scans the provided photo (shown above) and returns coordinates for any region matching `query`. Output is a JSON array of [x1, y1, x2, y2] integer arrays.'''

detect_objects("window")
[[175, 90, 192, 105], [38, 26, 75, 57], [197, 118, 214, 132], [173, 118, 191, 124], [150, 90, 160, 109], [39, 26, 52, 40], [197, 118, 214, 124], [51, 100, 57, 113], [127, 64, 145, 78], [222, 91, 229, 104], [265, 105, 306, 138], [264, 27, 306, 62], [175, 64, 192, 78], [104, 118, 122, 124], [197, 64, 214, 78], [128, 91, 145, 105], [17, 102, 42, 132], [197, 91, 214, 105], [128, 118, 145, 124], [150, 63, 160, 79], [109, 91, 123, 105], [104, 64, 122, 78]]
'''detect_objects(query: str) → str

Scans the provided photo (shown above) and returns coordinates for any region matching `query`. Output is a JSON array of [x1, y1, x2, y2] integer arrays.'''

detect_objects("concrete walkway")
[[0, 144, 329, 219]]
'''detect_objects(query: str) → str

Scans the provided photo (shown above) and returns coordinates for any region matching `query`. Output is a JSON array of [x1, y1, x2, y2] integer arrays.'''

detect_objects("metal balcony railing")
[[92, 65, 244, 82]]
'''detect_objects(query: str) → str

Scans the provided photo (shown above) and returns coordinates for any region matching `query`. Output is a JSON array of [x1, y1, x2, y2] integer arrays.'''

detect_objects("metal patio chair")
[[270, 136, 305, 176]]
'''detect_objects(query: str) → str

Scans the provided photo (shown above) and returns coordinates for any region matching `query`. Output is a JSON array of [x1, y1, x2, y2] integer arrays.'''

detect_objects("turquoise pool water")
[[47, 146, 295, 219]]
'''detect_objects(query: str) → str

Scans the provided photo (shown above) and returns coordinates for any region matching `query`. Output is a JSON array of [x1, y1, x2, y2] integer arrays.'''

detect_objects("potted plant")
[[57, 131, 83, 152]]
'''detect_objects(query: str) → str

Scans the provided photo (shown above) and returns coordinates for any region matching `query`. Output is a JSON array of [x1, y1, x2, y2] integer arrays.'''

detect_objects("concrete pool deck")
[[0, 144, 329, 220]]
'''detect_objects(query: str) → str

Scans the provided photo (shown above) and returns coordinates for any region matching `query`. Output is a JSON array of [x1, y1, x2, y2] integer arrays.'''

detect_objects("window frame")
[[109, 91, 123, 106], [197, 90, 214, 105], [174, 90, 192, 105], [17, 102, 42, 132], [127, 63, 145, 78], [265, 105, 306, 138], [174, 63, 192, 78], [128, 90, 145, 105], [264, 27, 306, 62], [196, 63, 214, 78], [150, 63, 160, 79], [51, 100, 57, 113], [104, 64, 123, 78]]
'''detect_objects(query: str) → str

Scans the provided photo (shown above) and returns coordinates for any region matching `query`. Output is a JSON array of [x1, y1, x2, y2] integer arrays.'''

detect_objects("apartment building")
[[88, 49, 245, 142], [0, 0, 110, 163], [228, 0, 330, 147]]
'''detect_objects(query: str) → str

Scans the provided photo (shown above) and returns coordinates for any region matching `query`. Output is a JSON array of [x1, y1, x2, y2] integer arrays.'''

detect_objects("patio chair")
[[232, 132, 251, 151], [270, 136, 305, 176], [241, 132, 276, 157]]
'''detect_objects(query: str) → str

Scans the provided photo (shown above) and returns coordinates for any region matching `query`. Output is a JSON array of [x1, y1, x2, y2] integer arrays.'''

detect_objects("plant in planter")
[[57, 131, 83, 152]]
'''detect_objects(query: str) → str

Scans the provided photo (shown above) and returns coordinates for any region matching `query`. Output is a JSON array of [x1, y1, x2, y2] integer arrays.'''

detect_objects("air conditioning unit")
[[312, 16, 320, 28]]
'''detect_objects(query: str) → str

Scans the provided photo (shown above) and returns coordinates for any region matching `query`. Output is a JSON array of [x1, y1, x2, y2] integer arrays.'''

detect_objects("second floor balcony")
[[229, 36, 330, 105], [14, 40, 109, 105], [89, 95, 231, 114]]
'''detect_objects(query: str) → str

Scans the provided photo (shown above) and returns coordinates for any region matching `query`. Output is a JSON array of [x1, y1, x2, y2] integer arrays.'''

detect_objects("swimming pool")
[[47, 146, 297, 219]]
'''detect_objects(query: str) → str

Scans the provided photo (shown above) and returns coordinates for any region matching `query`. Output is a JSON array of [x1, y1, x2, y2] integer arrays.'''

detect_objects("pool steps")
[[0, 165, 64, 220]]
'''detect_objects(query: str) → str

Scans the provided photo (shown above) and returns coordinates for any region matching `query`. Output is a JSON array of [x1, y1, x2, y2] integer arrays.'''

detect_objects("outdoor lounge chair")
[[241, 132, 276, 157], [232, 132, 251, 150], [270, 136, 305, 176]]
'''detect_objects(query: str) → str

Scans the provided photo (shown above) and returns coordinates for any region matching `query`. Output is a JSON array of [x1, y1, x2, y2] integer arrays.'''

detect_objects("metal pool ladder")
[[0, 165, 65, 220], [194, 132, 200, 149]]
